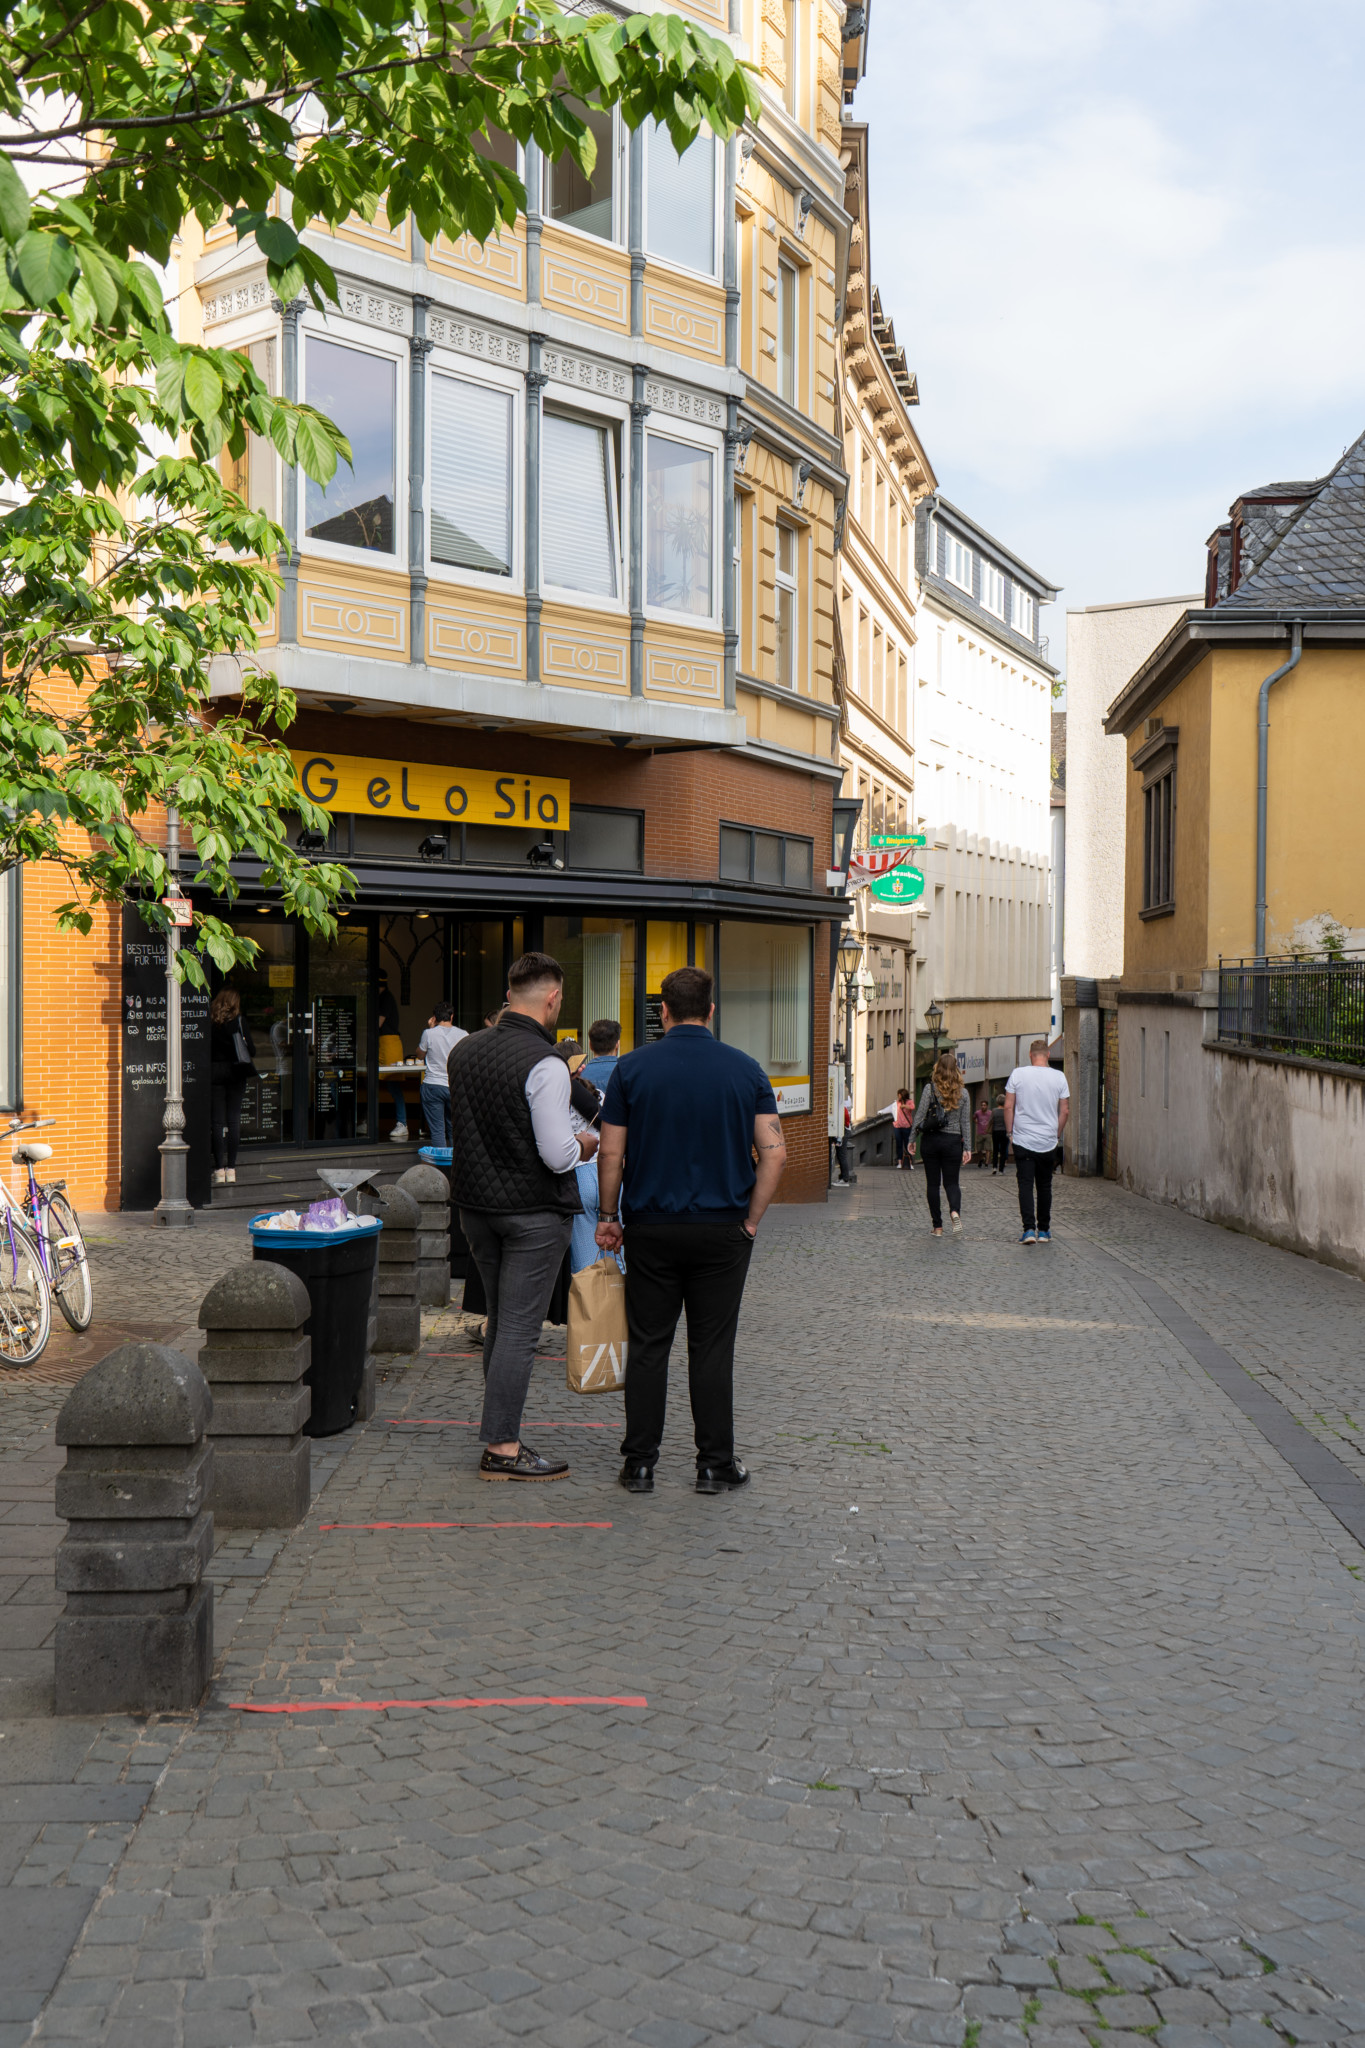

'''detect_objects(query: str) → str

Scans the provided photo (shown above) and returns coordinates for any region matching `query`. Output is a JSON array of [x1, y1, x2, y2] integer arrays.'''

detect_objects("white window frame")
[[944, 533, 973, 594], [542, 103, 628, 249], [1013, 583, 1035, 638], [777, 256, 798, 407], [774, 519, 799, 690], [642, 119, 721, 282], [425, 352, 524, 593], [981, 560, 1006, 618], [540, 384, 629, 613], [298, 316, 407, 569], [642, 414, 723, 628]]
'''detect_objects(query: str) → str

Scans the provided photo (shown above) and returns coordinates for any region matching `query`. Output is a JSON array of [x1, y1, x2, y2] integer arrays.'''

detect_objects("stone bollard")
[[396, 1163, 452, 1308], [53, 1344, 214, 1715], [198, 1263, 311, 1527], [374, 1184, 422, 1354]]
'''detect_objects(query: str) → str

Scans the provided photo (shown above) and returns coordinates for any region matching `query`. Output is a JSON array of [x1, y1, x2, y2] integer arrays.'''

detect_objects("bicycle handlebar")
[[3, 1117, 56, 1133]]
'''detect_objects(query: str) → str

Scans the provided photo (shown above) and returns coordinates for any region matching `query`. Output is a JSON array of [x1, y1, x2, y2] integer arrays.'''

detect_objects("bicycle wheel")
[[44, 1192, 93, 1332], [0, 1227, 53, 1367]]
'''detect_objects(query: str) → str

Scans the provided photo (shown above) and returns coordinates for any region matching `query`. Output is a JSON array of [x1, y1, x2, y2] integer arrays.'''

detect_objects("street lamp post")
[[153, 807, 193, 1228], [835, 934, 864, 1184], [925, 996, 944, 1069]]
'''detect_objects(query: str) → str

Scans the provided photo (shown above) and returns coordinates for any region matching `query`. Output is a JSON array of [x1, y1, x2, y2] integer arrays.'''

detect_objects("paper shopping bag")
[[566, 1259, 629, 1394]]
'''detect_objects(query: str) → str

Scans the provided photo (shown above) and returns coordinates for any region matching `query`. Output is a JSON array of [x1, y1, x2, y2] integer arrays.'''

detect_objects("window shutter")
[[429, 376, 513, 575], [542, 414, 618, 597]]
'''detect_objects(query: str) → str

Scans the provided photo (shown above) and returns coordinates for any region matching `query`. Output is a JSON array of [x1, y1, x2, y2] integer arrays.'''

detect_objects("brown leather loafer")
[[479, 1440, 569, 1482]]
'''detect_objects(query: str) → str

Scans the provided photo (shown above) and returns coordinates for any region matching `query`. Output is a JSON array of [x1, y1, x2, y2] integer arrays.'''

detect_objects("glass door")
[[307, 923, 370, 1143], [225, 918, 297, 1145]]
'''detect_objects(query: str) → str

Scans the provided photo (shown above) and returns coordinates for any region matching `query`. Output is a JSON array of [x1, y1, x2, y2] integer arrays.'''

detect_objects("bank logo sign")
[[292, 751, 570, 827]]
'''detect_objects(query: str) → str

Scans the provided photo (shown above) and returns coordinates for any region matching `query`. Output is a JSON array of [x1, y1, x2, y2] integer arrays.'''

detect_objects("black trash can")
[[249, 1216, 382, 1436]]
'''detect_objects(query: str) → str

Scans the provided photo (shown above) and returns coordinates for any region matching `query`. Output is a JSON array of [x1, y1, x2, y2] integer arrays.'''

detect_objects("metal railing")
[[1218, 953, 1365, 1068]]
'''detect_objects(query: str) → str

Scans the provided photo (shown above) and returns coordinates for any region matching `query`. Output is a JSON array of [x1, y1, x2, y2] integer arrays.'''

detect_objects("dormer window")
[[981, 561, 1006, 617], [945, 534, 973, 593]]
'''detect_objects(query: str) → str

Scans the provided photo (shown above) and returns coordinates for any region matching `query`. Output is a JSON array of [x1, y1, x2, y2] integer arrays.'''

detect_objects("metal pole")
[[1255, 621, 1303, 959], [154, 808, 193, 1227]]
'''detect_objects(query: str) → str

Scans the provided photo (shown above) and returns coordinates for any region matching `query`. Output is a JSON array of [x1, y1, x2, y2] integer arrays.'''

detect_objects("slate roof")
[[1219, 430, 1365, 611]]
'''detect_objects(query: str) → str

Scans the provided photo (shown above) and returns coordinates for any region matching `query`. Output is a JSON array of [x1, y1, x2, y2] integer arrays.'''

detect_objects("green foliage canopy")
[[0, 1, 758, 980]]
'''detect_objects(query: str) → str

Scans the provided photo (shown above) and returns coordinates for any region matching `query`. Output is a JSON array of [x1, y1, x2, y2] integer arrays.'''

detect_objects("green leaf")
[[292, 409, 339, 485], [255, 216, 302, 266], [183, 355, 223, 422], [155, 351, 186, 415], [0, 154, 30, 246], [15, 230, 77, 304]]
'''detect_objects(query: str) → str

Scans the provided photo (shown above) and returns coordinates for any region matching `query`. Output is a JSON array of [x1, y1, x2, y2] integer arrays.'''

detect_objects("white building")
[[910, 496, 1058, 1085], [1062, 596, 1200, 982]]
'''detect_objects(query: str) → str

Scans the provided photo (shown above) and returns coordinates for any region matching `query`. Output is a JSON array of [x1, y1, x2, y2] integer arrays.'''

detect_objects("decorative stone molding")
[[646, 645, 723, 698], [542, 346, 629, 400], [337, 282, 411, 334], [430, 230, 523, 294], [201, 276, 271, 328], [427, 311, 526, 369], [644, 286, 723, 358], [643, 380, 726, 429], [542, 628, 629, 689], [542, 247, 629, 327], [427, 604, 524, 673], [302, 586, 406, 655]]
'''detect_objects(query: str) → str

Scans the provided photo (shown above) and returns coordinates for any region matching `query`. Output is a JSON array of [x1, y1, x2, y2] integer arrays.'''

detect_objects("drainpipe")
[[1254, 620, 1303, 959]]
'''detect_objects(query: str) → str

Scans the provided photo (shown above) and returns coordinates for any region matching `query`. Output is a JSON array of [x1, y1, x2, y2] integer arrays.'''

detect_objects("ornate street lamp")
[[925, 996, 944, 1061]]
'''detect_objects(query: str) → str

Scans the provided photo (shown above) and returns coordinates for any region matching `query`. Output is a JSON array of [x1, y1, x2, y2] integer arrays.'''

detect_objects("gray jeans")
[[460, 1208, 573, 1444]]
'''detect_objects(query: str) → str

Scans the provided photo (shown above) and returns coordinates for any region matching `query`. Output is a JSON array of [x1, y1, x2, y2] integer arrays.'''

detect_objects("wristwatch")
[[597, 1210, 620, 1222]]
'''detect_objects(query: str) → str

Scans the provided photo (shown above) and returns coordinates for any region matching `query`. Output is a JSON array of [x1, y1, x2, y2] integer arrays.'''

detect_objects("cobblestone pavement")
[[7, 1170, 1365, 2046]]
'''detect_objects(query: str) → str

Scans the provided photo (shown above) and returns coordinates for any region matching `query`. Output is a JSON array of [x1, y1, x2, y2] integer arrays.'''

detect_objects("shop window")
[[719, 922, 812, 1108], [544, 916, 638, 1052], [0, 864, 17, 1111], [546, 99, 616, 241], [304, 337, 396, 554], [456, 920, 509, 1035], [777, 259, 797, 405], [775, 524, 797, 688], [567, 807, 643, 871], [543, 411, 620, 598], [645, 120, 716, 276], [720, 824, 814, 890], [646, 434, 714, 616], [430, 373, 514, 576], [225, 918, 296, 1144], [645, 921, 689, 1040]]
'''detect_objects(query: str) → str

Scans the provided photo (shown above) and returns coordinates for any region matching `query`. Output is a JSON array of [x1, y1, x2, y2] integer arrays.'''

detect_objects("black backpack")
[[921, 1088, 951, 1137]]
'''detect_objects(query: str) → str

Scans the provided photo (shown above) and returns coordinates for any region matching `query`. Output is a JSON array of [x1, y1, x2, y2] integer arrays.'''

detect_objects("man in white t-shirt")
[[417, 1001, 466, 1149], [1004, 1039, 1070, 1244]]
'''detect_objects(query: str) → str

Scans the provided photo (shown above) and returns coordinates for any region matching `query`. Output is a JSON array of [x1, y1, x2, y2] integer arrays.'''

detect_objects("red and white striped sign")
[[846, 846, 911, 891]]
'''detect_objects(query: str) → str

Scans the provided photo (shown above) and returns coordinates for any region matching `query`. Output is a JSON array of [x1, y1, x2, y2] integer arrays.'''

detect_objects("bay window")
[[304, 337, 396, 554], [645, 120, 717, 276], [646, 433, 714, 617], [542, 411, 621, 598], [429, 373, 514, 577]]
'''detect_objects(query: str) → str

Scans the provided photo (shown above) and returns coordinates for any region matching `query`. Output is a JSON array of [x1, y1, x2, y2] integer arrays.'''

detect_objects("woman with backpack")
[[208, 987, 256, 1188], [906, 1050, 972, 1237]]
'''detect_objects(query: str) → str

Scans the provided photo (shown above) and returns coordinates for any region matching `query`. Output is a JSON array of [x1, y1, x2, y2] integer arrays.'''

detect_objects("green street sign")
[[870, 832, 926, 849], [869, 864, 925, 905]]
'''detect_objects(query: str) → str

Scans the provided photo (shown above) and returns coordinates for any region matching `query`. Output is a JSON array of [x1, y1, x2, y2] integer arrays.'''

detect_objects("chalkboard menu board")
[[240, 1070, 283, 1145], [120, 905, 212, 1211], [644, 994, 665, 1043]]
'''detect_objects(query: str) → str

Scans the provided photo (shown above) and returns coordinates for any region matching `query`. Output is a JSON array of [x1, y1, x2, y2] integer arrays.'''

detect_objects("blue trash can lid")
[[418, 1146, 453, 1166], [248, 1210, 383, 1243]]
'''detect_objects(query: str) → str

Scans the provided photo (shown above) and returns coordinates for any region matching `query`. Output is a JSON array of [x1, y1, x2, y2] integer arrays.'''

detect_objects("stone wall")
[[1116, 998, 1365, 1277]]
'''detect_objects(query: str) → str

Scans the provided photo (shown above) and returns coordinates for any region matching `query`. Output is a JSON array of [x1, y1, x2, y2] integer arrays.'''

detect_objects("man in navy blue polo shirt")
[[594, 964, 788, 1496]]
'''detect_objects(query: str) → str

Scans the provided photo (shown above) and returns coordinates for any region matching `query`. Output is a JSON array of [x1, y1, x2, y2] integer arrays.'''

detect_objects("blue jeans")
[[419, 1083, 450, 1148], [571, 1159, 624, 1275]]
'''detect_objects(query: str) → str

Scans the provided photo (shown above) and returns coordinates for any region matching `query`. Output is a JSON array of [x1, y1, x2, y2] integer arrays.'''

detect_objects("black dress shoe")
[[696, 1456, 750, 1495], [619, 1461, 654, 1494], [479, 1440, 568, 1482]]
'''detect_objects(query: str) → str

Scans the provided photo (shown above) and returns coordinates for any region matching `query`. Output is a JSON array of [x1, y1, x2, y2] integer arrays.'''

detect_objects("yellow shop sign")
[[292, 751, 570, 828]]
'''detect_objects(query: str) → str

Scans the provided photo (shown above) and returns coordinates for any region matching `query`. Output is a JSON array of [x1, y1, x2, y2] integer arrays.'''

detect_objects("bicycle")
[[2, 1117, 94, 1340], [0, 1177, 51, 1368]]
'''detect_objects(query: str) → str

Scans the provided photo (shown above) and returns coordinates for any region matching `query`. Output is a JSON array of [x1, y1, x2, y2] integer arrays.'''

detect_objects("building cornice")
[[917, 577, 1059, 677], [1102, 609, 1365, 737]]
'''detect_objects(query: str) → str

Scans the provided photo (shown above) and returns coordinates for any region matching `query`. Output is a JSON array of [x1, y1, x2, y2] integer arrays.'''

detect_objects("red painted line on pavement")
[[318, 1519, 612, 1531], [385, 1418, 611, 1429], [230, 1694, 647, 1715]]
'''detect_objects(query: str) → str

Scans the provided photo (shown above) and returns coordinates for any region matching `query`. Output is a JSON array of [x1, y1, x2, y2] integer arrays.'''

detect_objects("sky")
[[857, 0, 1365, 670]]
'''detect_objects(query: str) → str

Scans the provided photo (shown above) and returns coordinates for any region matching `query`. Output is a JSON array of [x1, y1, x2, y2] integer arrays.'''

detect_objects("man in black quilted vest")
[[447, 952, 597, 1481]]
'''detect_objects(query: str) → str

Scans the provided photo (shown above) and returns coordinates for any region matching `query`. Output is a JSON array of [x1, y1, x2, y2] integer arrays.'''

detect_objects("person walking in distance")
[[376, 971, 409, 1141], [990, 1091, 1009, 1174], [447, 953, 599, 1481], [1004, 1039, 1070, 1244], [906, 1052, 972, 1237], [594, 965, 787, 1497], [893, 1088, 913, 1169], [973, 1093, 992, 1168]]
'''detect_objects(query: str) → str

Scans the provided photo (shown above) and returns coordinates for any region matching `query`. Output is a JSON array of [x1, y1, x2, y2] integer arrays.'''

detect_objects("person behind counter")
[[209, 988, 256, 1187], [377, 971, 409, 1141]]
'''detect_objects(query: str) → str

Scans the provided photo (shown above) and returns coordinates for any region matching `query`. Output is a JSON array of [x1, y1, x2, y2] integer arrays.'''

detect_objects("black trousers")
[[210, 1072, 247, 1168], [622, 1217, 754, 1468], [920, 1133, 965, 1228], [992, 1130, 1009, 1171], [1014, 1144, 1057, 1230]]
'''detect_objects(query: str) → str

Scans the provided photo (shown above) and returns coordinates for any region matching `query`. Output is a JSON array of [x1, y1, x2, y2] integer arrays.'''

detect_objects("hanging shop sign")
[[292, 751, 570, 828], [870, 832, 927, 849], [955, 1039, 986, 1084], [869, 864, 925, 905]]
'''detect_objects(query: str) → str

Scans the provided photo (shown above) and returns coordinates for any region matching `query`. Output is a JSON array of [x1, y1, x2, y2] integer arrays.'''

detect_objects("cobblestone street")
[[5, 1169, 1365, 2047]]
